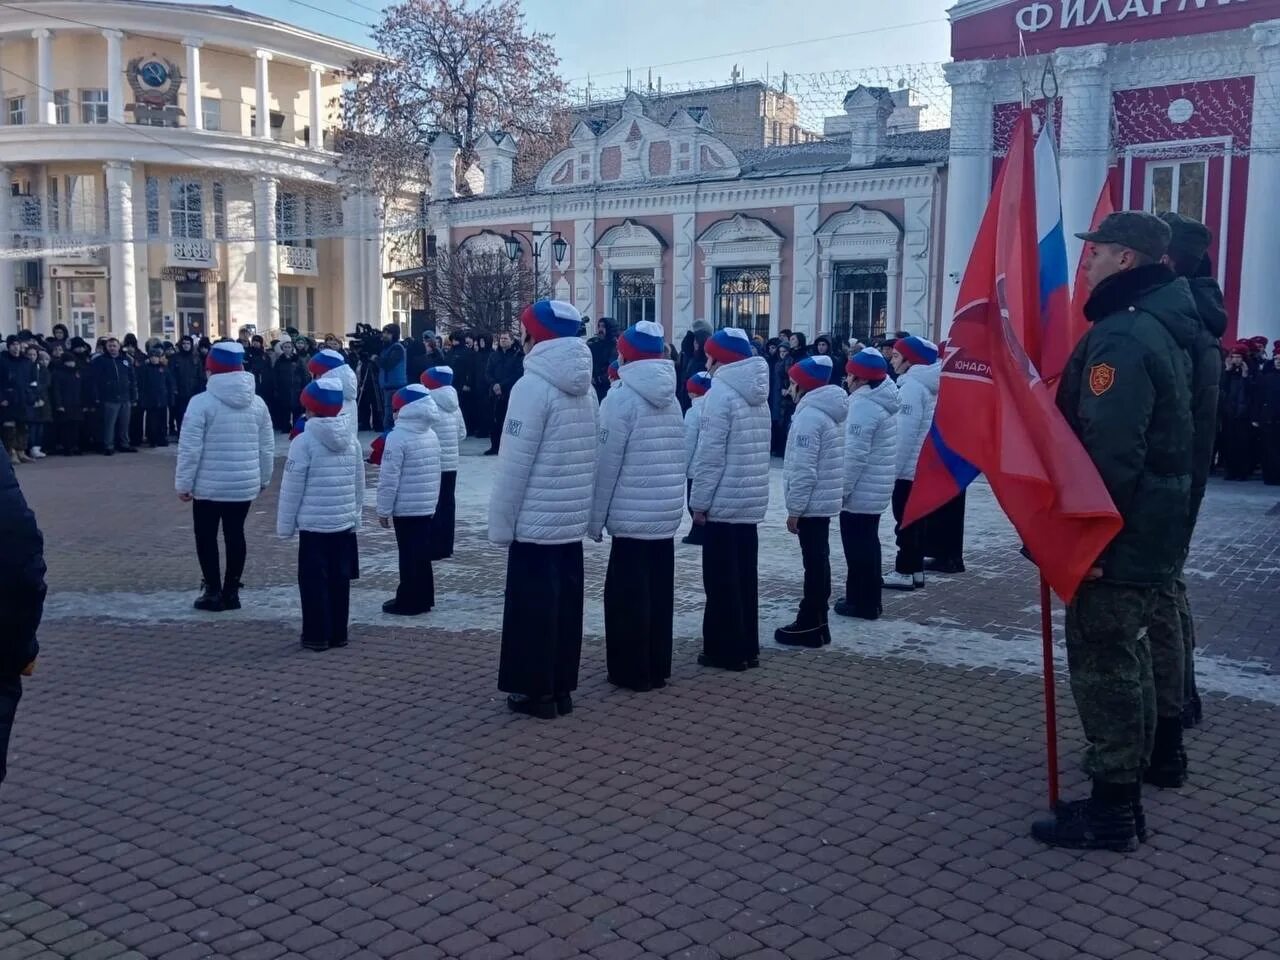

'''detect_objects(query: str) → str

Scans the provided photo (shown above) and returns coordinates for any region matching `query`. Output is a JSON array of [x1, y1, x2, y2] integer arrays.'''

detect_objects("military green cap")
[[1075, 211, 1171, 261]]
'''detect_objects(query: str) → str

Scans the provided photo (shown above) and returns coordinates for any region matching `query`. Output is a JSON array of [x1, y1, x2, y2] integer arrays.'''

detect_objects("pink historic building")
[[425, 89, 949, 345], [944, 0, 1280, 343]]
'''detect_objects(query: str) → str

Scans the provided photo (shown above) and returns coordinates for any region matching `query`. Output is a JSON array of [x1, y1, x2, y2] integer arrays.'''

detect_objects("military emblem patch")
[[1089, 363, 1116, 397]]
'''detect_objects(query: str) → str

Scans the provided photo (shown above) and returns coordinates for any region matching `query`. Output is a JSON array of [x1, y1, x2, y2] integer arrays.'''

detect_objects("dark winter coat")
[[138, 359, 176, 408], [1255, 365, 1280, 424], [378, 338, 408, 390], [1056, 263, 1197, 585], [29, 363, 52, 424], [1219, 368, 1254, 423], [271, 354, 309, 412], [0, 452, 45, 678], [485, 344, 524, 394], [0, 353, 38, 422], [444, 344, 476, 393], [588, 320, 619, 392], [170, 349, 203, 399], [89, 352, 136, 405], [245, 348, 272, 400], [404, 338, 429, 386], [1183, 275, 1228, 530], [50, 355, 85, 421]]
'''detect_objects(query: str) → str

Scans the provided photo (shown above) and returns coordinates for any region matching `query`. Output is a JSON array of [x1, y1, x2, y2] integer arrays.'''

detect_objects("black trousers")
[[54, 419, 81, 453], [489, 391, 510, 451], [129, 403, 144, 446], [839, 511, 883, 617], [428, 471, 457, 560], [393, 515, 435, 612], [499, 541, 584, 698], [144, 406, 169, 446], [172, 395, 191, 435], [1221, 420, 1254, 480], [298, 530, 359, 649], [683, 479, 704, 544], [605, 537, 675, 689], [891, 479, 924, 575], [702, 522, 759, 665], [923, 490, 965, 563], [795, 517, 831, 626], [1261, 421, 1280, 486], [192, 499, 252, 590], [0, 675, 20, 786]]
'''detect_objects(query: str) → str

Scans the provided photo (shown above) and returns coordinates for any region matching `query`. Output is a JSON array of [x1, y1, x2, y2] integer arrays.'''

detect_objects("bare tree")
[[432, 247, 535, 335]]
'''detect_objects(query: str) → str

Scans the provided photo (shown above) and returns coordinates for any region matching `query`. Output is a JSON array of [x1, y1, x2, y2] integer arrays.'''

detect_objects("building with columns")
[[0, 0, 389, 341], [426, 89, 948, 345], [944, 0, 1280, 344]]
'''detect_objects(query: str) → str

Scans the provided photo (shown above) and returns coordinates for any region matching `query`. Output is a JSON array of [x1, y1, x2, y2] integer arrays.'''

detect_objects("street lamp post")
[[504, 229, 568, 300]]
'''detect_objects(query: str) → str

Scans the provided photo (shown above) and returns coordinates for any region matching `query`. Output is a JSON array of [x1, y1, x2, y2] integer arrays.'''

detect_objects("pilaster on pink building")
[[430, 88, 948, 346]]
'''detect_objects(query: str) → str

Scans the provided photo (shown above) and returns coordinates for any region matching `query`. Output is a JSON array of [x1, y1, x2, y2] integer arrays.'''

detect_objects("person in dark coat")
[[588, 317, 619, 403], [1218, 343, 1255, 481], [25, 346, 52, 459], [138, 345, 176, 447], [246, 336, 272, 405], [405, 331, 430, 386], [1, 336, 37, 465], [483, 331, 524, 455], [89, 338, 138, 455], [474, 334, 494, 438], [0, 450, 45, 786], [48, 343, 84, 455], [269, 340, 310, 433], [170, 336, 203, 436], [122, 334, 145, 447], [1257, 350, 1280, 486], [443, 332, 478, 435], [68, 338, 96, 452]]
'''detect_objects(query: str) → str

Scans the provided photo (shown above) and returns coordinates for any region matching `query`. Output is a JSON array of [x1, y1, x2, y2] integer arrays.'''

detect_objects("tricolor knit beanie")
[[392, 383, 430, 412], [309, 348, 345, 378], [206, 340, 245, 375], [706, 327, 753, 365], [686, 371, 712, 397], [301, 376, 344, 418], [617, 320, 666, 362], [790, 355, 833, 392], [846, 346, 888, 382], [607, 359, 620, 381], [895, 335, 939, 366], [521, 299, 582, 343], [420, 366, 454, 389]]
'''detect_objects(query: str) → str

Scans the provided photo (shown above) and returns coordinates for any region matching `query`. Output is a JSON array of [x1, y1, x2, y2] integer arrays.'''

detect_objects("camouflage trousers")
[[1148, 574, 1196, 719], [1065, 581, 1158, 784]]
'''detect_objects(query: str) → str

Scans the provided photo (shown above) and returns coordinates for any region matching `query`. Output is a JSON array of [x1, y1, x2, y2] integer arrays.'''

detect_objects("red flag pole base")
[[1040, 576, 1060, 809]]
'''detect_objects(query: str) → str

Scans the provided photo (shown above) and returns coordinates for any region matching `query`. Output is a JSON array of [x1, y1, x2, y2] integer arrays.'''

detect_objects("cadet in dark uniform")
[[1033, 212, 1196, 852]]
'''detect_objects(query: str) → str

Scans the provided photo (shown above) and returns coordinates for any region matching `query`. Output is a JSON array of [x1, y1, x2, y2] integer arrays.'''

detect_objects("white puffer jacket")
[[376, 396, 442, 518], [276, 414, 365, 537], [429, 385, 466, 473], [843, 379, 900, 514], [684, 396, 705, 478], [690, 356, 771, 523], [175, 371, 274, 501], [895, 361, 941, 480], [488, 337, 598, 546], [333, 361, 359, 438], [588, 359, 685, 541], [783, 384, 847, 518]]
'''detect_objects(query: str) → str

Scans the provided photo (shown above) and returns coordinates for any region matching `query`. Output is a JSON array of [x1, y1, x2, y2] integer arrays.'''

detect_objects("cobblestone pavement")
[[2, 441, 1278, 960]]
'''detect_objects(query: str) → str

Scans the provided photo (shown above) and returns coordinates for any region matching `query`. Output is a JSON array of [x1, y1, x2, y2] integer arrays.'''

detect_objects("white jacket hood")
[[858, 378, 901, 416], [431, 385, 459, 413], [618, 358, 676, 407], [334, 362, 358, 401], [307, 414, 353, 453], [714, 355, 770, 408], [206, 371, 257, 408], [394, 394, 440, 432], [901, 360, 941, 398], [524, 337, 593, 398], [798, 384, 850, 425]]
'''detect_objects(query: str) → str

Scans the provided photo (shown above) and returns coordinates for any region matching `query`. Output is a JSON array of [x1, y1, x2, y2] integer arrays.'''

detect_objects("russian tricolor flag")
[[1033, 122, 1073, 383]]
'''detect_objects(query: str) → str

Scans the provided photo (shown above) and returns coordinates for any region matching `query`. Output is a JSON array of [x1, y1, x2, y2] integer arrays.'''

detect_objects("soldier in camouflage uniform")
[[1033, 212, 1196, 852]]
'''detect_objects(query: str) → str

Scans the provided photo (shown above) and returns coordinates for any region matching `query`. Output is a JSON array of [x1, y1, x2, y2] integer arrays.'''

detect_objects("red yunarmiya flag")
[[904, 109, 1122, 602]]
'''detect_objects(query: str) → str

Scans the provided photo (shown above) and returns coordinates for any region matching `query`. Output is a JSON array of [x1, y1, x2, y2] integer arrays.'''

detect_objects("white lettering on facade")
[[1118, 0, 1149, 18], [1016, 0, 1246, 32], [1086, 0, 1117, 25]]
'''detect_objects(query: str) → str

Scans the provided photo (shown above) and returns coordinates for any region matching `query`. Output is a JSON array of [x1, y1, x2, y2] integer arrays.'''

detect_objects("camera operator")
[[346, 324, 383, 433]]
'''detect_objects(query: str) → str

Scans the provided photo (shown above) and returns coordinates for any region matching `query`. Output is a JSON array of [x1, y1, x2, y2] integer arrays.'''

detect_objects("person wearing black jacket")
[[588, 317, 618, 403], [138, 346, 176, 447], [484, 331, 524, 455], [122, 335, 146, 446], [1257, 352, 1280, 486], [246, 336, 272, 405], [0, 451, 45, 786], [48, 343, 84, 455], [1, 337, 37, 465], [270, 340, 309, 432], [170, 336, 203, 436], [1218, 345, 1255, 481], [89, 338, 137, 455], [444, 333, 478, 433]]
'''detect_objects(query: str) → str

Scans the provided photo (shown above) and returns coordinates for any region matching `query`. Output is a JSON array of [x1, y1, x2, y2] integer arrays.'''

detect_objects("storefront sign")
[[1015, 0, 1251, 33], [167, 238, 217, 269], [161, 267, 221, 282], [49, 265, 108, 279]]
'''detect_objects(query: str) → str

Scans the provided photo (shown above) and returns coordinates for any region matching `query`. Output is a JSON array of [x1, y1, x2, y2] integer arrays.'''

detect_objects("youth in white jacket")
[[277, 376, 365, 651], [888, 336, 941, 590], [689, 327, 771, 671], [776, 356, 847, 648], [838, 347, 899, 620], [681, 371, 712, 546], [174, 341, 274, 612], [376, 384, 442, 617], [491, 300, 599, 719], [420, 367, 466, 560], [588, 323, 685, 692]]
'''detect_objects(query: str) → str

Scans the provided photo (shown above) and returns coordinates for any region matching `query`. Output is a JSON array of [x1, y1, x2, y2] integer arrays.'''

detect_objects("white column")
[[254, 50, 272, 140], [791, 202, 819, 338], [1056, 44, 1111, 280], [0, 166, 14, 332], [185, 40, 203, 131], [886, 257, 901, 336], [342, 193, 363, 330], [940, 59, 992, 331], [768, 261, 782, 338], [672, 212, 696, 337], [105, 161, 139, 337], [253, 176, 279, 329], [33, 29, 54, 124], [1240, 21, 1280, 346], [308, 64, 324, 149], [601, 266, 614, 321], [363, 195, 384, 325], [0, 41, 6, 129], [653, 264, 665, 334], [104, 30, 125, 124], [572, 219, 595, 318], [819, 255, 833, 334]]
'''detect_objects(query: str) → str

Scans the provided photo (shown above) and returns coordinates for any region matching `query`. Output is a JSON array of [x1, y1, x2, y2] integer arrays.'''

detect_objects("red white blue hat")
[[846, 347, 888, 382], [521, 299, 582, 343], [392, 383, 430, 412], [301, 376, 344, 418], [686, 371, 712, 397], [789, 355, 833, 392], [206, 340, 245, 375], [308, 348, 345, 378], [618, 320, 665, 362], [420, 366, 453, 389], [894, 336, 938, 366], [706, 327, 753, 365], [607, 358, 620, 381]]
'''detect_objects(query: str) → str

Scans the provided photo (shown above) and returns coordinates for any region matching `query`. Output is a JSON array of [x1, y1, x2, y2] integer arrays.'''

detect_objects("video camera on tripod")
[[347, 323, 382, 362]]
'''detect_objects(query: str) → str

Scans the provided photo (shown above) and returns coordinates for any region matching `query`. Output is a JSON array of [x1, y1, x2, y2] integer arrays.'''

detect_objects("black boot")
[[221, 579, 242, 611], [1181, 693, 1203, 729], [507, 694, 556, 720], [1032, 779, 1139, 852], [193, 581, 223, 612], [774, 621, 824, 648], [1144, 716, 1188, 788], [1055, 781, 1148, 844]]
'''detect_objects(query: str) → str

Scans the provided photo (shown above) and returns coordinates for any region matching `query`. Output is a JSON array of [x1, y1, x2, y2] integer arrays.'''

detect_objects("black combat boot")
[[1144, 716, 1188, 788], [221, 579, 242, 611], [1033, 779, 1139, 852], [193, 581, 223, 612], [1055, 780, 1149, 844], [774, 620, 824, 648]]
